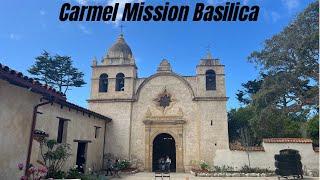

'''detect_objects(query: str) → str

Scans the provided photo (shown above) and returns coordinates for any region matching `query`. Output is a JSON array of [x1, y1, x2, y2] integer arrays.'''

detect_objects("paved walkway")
[[107, 172, 318, 180]]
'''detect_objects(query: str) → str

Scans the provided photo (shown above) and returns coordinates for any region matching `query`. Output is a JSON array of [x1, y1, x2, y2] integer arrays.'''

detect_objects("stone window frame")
[[205, 69, 216, 90], [94, 126, 101, 139], [56, 117, 70, 143], [115, 73, 125, 91], [99, 73, 108, 93]]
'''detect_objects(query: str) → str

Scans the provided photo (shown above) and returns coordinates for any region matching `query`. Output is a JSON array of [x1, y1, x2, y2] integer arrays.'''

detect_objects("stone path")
[[106, 172, 318, 180]]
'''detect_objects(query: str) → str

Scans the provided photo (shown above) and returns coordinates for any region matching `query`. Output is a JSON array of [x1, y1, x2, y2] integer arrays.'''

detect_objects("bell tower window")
[[206, 70, 216, 90], [99, 74, 108, 92], [115, 73, 125, 91]]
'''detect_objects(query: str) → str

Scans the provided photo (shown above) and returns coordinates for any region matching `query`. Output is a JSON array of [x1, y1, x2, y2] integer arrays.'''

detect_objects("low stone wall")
[[214, 139, 319, 174]]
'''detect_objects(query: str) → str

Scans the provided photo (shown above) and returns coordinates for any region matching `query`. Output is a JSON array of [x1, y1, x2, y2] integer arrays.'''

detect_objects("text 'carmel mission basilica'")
[[88, 34, 229, 172]]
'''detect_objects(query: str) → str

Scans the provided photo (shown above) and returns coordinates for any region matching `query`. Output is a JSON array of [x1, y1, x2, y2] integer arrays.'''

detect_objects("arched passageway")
[[152, 133, 176, 172]]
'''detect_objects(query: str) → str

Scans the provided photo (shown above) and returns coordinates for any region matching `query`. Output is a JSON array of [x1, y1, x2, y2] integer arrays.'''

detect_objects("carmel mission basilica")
[[88, 34, 229, 172], [0, 34, 318, 179]]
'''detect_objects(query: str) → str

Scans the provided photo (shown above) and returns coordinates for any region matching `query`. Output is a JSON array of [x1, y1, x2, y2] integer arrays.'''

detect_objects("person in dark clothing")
[[160, 157, 165, 172], [165, 156, 171, 172], [113, 159, 120, 177], [105, 159, 113, 176]]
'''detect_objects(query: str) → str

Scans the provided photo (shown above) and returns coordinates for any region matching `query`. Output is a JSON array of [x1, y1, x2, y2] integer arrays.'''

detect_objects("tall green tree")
[[28, 51, 86, 94], [229, 2, 319, 145], [248, 1, 319, 116]]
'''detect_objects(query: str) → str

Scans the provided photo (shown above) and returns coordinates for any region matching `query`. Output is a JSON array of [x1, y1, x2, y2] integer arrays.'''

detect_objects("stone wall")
[[214, 142, 319, 172]]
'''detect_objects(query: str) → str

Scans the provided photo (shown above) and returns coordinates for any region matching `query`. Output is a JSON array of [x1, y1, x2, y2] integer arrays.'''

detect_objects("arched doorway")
[[152, 133, 176, 172]]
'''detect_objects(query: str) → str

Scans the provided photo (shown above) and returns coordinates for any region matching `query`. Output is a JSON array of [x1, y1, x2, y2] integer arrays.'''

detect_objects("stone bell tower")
[[88, 34, 137, 158], [195, 51, 229, 164]]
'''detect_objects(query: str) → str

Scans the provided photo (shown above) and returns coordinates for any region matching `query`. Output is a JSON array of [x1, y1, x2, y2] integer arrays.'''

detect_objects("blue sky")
[[0, 0, 314, 110]]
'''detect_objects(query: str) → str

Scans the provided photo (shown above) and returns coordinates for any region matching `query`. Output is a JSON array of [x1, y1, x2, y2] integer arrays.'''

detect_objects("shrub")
[[213, 165, 234, 172], [66, 165, 82, 179], [119, 159, 131, 170], [39, 138, 71, 178], [199, 161, 210, 171], [240, 165, 273, 173], [47, 170, 66, 179]]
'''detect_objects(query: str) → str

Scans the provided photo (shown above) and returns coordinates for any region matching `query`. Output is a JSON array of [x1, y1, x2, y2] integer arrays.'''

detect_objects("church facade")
[[88, 34, 229, 172]]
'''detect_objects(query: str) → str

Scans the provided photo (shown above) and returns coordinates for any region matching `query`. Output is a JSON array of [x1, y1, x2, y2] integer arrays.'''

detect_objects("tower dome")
[[107, 34, 133, 59]]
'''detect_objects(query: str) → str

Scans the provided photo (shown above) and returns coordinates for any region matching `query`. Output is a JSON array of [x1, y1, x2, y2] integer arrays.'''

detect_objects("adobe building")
[[0, 64, 111, 179]]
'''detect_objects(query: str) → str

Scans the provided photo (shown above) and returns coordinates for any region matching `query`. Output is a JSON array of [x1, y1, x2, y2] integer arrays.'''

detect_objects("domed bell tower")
[[88, 34, 137, 159]]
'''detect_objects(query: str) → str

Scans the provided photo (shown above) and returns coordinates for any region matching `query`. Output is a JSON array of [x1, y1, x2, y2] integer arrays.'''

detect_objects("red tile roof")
[[229, 143, 265, 152], [0, 63, 66, 100], [0, 63, 111, 121], [263, 138, 313, 143]]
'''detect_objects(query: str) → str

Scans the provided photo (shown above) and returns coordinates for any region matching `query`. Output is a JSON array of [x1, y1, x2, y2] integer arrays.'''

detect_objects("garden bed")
[[120, 168, 139, 175], [190, 169, 275, 177]]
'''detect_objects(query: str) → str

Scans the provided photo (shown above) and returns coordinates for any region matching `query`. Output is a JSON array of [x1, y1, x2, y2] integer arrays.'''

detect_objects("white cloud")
[[78, 24, 91, 34], [281, 0, 300, 11], [9, 33, 21, 40], [107, 0, 142, 25], [270, 11, 281, 22], [75, 0, 88, 5], [243, 0, 250, 5], [72, 0, 142, 25], [40, 10, 46, 16]]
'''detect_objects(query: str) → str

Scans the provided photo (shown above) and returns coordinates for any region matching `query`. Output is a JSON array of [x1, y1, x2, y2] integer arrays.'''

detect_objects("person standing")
[[160, 157, 165, 172], [113, 159, 120, 178], [105, 159, 113, 176], [165, 156, 171, 172]]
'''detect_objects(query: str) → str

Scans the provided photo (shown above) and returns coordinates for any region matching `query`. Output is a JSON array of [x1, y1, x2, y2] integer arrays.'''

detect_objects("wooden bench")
[[154, 172, 170, 179]]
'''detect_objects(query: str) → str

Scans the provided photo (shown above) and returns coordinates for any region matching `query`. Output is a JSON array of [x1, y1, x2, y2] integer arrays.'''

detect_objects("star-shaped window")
[[158, 94, 172, 108]]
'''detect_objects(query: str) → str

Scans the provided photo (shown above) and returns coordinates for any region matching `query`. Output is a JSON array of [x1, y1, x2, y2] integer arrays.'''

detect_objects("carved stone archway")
[[144, 118, 185, 172]]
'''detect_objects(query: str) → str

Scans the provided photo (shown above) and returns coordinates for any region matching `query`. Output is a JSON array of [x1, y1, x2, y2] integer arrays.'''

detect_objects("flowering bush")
[[17, 163, 48, 180], [39, 138, 71, 178]]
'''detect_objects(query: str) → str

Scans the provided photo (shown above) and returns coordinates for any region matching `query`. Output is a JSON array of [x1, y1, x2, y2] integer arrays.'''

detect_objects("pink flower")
[[20, 176, 27, 180], [37, 165, 48, 174], [28, 166, 36, 174], [17, 163, 24, 170]]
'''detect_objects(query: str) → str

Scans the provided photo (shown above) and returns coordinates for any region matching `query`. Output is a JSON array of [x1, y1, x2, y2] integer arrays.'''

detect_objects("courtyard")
[[106, 172, 318, 180]]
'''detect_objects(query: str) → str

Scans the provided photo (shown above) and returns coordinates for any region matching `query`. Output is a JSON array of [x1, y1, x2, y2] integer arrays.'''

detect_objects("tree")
[[307, 115, 319, 146], [236, 77, 264, 105], [248, 1, 319, 116], [228, 106, 256, 145], [229, 2, 319, 145], [28, 51, 86, 94]]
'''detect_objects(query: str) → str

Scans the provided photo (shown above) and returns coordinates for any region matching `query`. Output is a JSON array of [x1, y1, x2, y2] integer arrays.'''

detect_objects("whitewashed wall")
[[214, 142, 319, 171]]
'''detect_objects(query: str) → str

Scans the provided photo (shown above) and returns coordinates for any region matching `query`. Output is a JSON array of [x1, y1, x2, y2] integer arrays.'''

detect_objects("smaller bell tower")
[[195, 51, 229, 165]]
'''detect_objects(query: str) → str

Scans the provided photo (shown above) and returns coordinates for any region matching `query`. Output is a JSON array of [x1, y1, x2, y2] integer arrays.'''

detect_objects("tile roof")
[[0, 63, 111, 122], [229, 143, 265, 152], [263, 138, 313, 143], [0, 63, 66, 100]]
